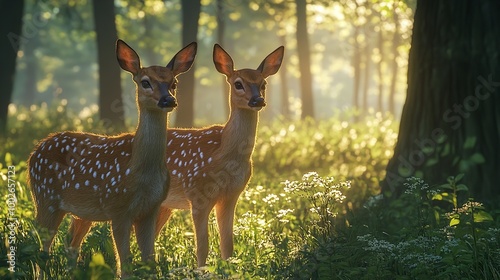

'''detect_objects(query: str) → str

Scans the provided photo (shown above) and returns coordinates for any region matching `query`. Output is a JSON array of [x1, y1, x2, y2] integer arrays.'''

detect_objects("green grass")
[[1, 103, 499, 279]]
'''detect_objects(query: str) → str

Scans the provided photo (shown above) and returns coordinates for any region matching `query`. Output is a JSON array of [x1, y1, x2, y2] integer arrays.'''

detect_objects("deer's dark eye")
[[235, 81, 244, 90], [141, 80, 151, 89]]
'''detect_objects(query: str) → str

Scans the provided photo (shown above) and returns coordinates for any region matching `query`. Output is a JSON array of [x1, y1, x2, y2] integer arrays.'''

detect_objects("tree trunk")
[[0, 0, 25, 134], [352, 24, 361, 117], [216, 0, 229, 118], [279, 33, 290, 119], [382, 0, 500, 201], [175, 0, 201, 127], [141, 1, 158, 66], [362, 40, 371, 114], [295, 0, 314, 119], [21, 30, 38, 107], [387, 4, 399, 116], [377, 27, 384, 112], [92, 0, 125, 131]]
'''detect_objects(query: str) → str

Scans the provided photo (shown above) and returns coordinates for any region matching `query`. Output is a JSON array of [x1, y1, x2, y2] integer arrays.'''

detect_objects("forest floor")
[[1, 104, 499, 279]]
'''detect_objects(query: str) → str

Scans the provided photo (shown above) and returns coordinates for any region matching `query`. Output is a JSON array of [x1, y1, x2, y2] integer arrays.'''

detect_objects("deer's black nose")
[[249, 97, 266, 107], [158, 96, 177, 108]]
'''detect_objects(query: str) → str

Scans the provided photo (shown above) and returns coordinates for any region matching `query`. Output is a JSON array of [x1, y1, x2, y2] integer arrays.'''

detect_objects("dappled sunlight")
[[1, 101, 499, 278], [2, 0, 499, 279]]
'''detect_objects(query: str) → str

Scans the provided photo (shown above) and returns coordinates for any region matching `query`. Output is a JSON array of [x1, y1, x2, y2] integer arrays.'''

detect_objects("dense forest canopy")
[[5, 0, 414, 128]]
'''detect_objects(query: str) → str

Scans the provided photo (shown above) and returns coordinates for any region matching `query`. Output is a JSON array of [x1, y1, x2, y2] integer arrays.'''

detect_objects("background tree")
[[383, 0, 500, 200], [92, 0, 124, 130], [5, 0, 415, 127], [175, 0, 201, 127], [278, 31, 291, 119], [387, 1, 400, 116], [19, 0, 43, 107], [0, 0, 25, 134], [216, 0, 229, 117], [375, 8, 385, 113], [295, 0, 314, 119]]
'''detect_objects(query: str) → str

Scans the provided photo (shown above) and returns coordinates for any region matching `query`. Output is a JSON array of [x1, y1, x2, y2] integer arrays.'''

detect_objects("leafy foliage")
[[1, 107, 499, 279]]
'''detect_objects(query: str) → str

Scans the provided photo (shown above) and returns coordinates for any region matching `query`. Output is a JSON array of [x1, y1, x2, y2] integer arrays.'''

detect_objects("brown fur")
[[27, 40, 197, 276], [69, 44, 284, 267]]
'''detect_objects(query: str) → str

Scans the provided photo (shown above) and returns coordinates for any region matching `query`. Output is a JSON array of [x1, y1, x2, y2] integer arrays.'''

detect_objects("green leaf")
[[432, 193, 443, 200], [438, 183, 454, 190], [425, 158, 438, 167], [5, 152, 12, 164], [474, 211, 493, 223], [469, 153, 485, 164], [454, 173, 465, 182], [90, 253, 106, 267], [463, 137, 476, 149], [449, 218, 460, 227], [432, 193, 454, 205], [456, 184, 468, 192]]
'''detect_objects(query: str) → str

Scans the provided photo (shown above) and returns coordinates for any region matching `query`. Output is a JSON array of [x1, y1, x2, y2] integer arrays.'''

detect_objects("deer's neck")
[[130, 109, 168, 171], [219, 106, 259, 161]]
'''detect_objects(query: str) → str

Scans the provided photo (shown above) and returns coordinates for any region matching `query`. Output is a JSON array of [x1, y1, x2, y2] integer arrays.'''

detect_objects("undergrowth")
[[0, 103, 499, 279]]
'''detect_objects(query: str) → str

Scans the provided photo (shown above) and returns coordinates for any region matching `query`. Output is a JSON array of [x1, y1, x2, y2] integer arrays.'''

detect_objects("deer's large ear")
[[257, 46, 284, 78], [167, 42, 197, 76], [116, 39, 141, 75], [213, 44, 234, 77]]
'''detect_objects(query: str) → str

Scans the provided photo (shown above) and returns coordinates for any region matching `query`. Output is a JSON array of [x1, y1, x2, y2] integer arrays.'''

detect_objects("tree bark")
[[295, 0, 314, 119], [175, 0, 201, 127], [382, 0, 500, 201], [0, 0, 25, 134], [92, 0, 125, 131]]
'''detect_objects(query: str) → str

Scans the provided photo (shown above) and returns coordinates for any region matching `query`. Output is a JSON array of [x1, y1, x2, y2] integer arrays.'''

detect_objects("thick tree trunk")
[[0, 0, 25, 134], [175, 0, 201, 127], [295, 0, 314, 119], [382, 0, 500, 201], [92, 0, 125, 131]]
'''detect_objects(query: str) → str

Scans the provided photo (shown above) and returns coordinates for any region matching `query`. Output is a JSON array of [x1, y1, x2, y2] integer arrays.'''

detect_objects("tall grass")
[[1, 103, 498, 279]]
